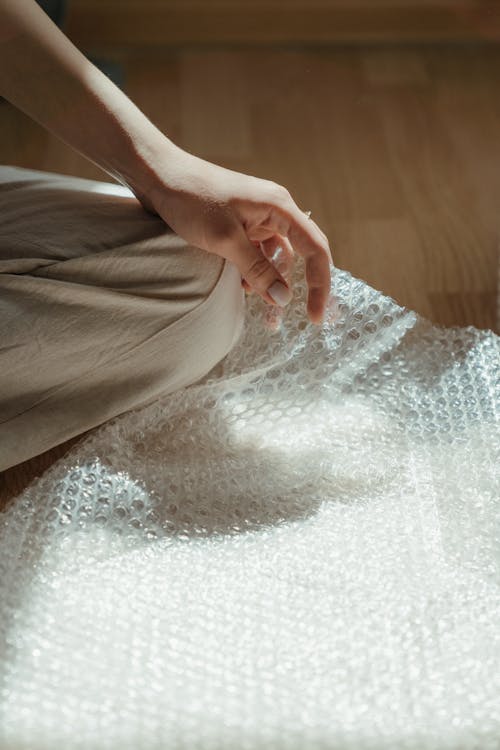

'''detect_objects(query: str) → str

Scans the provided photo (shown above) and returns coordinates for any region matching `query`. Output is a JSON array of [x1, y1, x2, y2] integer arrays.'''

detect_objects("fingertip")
[[268, 280, 293, 307], [309, 311, 324, 326]]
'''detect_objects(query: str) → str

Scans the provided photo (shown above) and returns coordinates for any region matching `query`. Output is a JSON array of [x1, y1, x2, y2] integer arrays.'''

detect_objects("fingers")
[[241, 236, 295, 301], [263, 196, 333, 325], [309, 217, 329, 247], [260, 235, 295, 284], [267, 212, 331, 324], [304, 251, 332, 324], [230, 179, 333, 323], [232, 227, 292, 307]]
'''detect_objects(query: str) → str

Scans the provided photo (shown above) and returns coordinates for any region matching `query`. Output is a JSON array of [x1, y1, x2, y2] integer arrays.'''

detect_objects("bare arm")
[[0, 0, 172, 198], [0, 0, 332, 323]]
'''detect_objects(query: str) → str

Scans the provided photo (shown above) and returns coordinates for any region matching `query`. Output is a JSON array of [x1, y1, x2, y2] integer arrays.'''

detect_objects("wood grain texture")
[[1, 44, 499, 503], [66, 1, 500, 48], [180, 51, 252, 160]]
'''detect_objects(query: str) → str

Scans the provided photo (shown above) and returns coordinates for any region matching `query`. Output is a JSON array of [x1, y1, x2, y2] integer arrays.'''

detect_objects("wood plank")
[[242, 49, 347, 224], [428, 291, 497, 330], [66, 2, 500, 49], [0, 103, 48, 169], [431, 47, 500, 284], [361, 49, 430, 86], [333, 217, 431, 318], [179, 51, 252, 160], [374, 86, 490, 295], [124, 52, 182, 144]]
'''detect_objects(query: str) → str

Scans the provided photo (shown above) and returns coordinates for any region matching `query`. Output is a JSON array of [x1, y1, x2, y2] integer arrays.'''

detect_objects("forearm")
[[0, 0, 173, 198], [0, 2, 332, 321]]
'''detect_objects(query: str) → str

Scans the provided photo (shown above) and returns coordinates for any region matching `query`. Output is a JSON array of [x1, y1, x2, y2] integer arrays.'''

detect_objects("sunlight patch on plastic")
[[0, 265, 499, 750]]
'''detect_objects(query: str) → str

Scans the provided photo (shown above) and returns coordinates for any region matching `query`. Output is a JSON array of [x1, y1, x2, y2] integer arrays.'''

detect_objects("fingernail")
[[267, 281, 292, 307]]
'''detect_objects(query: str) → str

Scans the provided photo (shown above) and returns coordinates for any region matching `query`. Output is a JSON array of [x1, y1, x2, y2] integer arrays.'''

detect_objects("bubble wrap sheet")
[[1, 266, 499, 750]]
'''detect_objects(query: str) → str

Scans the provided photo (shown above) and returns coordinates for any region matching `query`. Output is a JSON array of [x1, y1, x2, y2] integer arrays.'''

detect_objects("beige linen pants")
[[0, 166, 245, 471]]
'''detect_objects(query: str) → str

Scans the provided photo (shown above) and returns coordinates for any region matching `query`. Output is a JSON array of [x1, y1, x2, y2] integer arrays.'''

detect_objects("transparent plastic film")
[[0, 262, 499, 750]]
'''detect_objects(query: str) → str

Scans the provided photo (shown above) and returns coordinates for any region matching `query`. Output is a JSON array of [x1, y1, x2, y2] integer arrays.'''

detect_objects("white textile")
[[1, 264, 499, 750]]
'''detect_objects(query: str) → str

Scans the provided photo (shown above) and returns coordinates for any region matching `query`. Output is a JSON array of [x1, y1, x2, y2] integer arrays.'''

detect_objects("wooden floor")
[[1, 44, 499, 504], [65, 0, 500, 47]]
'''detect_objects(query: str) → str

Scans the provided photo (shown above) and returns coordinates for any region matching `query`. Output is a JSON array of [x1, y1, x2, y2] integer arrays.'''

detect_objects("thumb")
[[234, 230, 293, 307]]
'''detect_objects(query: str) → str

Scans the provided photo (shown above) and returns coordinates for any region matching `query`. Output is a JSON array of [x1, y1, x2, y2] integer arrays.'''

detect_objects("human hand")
[[142, 145, 333, 325], [0, 1, 331, 323]]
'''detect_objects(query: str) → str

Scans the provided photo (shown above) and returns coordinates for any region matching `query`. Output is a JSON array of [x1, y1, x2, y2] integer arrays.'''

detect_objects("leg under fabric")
[[0, 166, 245, 471]]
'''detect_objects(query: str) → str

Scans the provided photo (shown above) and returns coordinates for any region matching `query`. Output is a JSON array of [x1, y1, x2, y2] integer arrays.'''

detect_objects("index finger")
[[268, 200, 333, 325]]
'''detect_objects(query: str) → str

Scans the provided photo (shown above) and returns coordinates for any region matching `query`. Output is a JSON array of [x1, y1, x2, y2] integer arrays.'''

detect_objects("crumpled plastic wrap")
[[0, 263, 499, 750]]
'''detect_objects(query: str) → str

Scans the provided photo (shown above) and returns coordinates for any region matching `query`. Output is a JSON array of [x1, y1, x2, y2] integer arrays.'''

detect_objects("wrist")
[[115, 128, 182, 212]]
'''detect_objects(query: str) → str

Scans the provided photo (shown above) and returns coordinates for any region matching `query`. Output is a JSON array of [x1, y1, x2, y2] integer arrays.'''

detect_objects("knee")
[[178, 247, 245, 382]]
